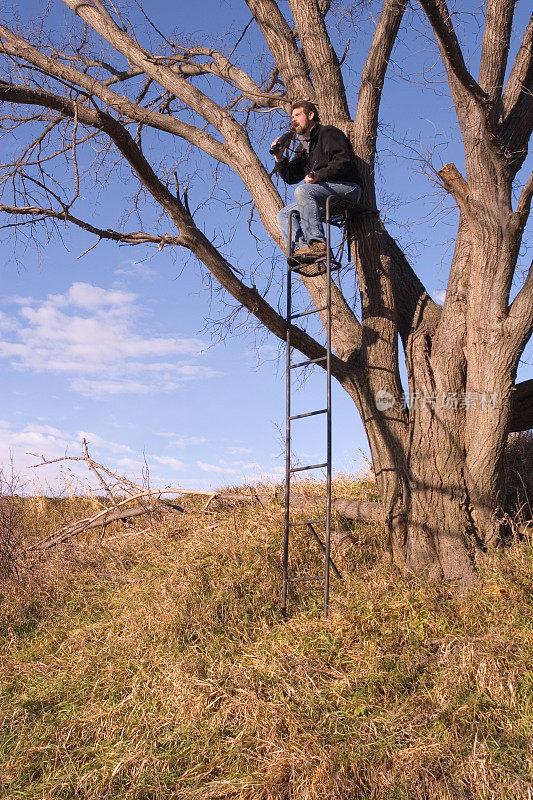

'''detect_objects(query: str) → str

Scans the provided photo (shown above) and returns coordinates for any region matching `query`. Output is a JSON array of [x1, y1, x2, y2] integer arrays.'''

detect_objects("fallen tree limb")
[[82, 438, 118, 503], [280, 491, 383, 523], [27, 442, 384, 560], [25, 489, 185, 554], [196, 489, 384, 523], [332, 497, 383, 522], [83, 505, 162, 529]]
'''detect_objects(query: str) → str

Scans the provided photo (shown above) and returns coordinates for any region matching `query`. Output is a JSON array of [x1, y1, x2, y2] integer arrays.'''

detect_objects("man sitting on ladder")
[[273, 100, 362, 264]]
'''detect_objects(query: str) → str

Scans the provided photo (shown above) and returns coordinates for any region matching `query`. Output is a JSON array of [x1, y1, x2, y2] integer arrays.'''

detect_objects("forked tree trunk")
[[358, 243, 519, 587], [361, 375, 506, 588]]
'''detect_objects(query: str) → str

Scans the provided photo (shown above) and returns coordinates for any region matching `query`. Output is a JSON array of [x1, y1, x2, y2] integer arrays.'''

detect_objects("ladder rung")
[[290, 356, 327, 369], [289, 409, 327, 421], [288, 575, 324, 582], [290, 462, 328, 473], [290, 305, 328, 320], [289, 518, 327, 527]]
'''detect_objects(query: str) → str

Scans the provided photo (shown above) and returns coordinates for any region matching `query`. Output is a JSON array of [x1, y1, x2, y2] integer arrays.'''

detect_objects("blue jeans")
[[277, 180, 361, 252]]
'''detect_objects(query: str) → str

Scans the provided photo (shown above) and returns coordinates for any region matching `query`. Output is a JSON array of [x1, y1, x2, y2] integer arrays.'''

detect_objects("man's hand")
[[271, 138, 287, 162], [305, 171, 320, 183]]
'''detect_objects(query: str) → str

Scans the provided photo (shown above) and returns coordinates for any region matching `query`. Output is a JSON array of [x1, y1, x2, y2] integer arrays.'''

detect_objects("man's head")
[[290, 101, 320, 135]]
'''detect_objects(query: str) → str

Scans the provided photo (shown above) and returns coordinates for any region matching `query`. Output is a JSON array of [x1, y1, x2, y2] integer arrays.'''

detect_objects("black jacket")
[[276, 123, 360, 185]]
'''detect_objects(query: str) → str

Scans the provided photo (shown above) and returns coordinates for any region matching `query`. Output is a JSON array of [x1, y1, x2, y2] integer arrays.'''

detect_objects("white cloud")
[[176, 366, 219, 380], [22, 423, 66, 437], [0, 422, 84, 493], [0, 311, 17, 332], [197, 460, 229, 473], [227, 445, 253, 455], [2, 296, 35, 306], [0, 422, 149, 492], [114, 260, 155, 280], [152, 455, 186, 471], [153, 433, 208, 449], [173, 435, 208, 447], [6, 425, 72, 454], [0, 282, 215, 396], [77, 431, 134, 455], [71, 378, 172, 397], [115, 457, 147, 472], [434, 290, 446, 304], [63, 283, 136, 310]]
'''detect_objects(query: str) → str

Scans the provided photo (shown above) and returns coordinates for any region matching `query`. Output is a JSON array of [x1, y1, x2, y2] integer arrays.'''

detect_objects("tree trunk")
[[367, 400, 478, 589]]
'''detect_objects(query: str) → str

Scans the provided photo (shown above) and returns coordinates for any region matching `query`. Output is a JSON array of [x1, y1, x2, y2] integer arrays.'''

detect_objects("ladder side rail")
[[282, 210, 296, 621], [324, 194, 334, 620], [283, 198, 355, 620]]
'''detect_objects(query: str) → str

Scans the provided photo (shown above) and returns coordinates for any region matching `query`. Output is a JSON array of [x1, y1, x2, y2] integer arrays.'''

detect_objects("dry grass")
[[0, 476, 532, 800]]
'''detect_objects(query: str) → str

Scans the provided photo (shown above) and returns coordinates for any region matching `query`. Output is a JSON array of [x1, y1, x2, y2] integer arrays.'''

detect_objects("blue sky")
[[1, 0, 531, 495]]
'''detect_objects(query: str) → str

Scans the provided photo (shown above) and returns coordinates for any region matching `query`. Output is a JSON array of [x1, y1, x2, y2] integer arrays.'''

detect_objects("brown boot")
[[293, 241, 328, 261]]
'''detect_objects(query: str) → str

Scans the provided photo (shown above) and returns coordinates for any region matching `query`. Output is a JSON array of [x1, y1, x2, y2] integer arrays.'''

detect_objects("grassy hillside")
[[1, 478, 532, 799]]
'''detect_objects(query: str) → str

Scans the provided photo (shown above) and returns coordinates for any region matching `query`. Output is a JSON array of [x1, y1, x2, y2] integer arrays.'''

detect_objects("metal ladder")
[[282, 193, 349, 621]]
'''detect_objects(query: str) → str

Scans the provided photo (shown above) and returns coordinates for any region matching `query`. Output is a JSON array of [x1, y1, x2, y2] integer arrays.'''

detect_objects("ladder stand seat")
[[323, 194, 379, 227]]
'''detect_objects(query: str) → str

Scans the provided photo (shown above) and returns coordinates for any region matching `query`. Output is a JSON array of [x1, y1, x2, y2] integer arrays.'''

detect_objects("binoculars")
[[269, 130, 295, 155]]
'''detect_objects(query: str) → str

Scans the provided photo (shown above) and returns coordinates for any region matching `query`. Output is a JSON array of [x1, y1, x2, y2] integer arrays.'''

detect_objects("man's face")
[[291, 107, 314, 135]]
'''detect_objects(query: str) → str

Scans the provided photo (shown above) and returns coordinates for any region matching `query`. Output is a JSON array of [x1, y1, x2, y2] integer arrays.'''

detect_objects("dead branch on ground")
[[26, 441, 383, 560]]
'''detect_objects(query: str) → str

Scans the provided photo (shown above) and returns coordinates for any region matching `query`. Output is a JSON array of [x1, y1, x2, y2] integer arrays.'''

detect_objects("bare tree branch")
[[506, 258, 533, 346], [354, 0, 408, 193], [417, 0, 489, 107], [0, 27, 229, 163], [499, 13, 533, 176], [163, 46, 284, 108], [438, 162, 470, 214], [82, 438, 118, 503], [478, 0, 515, 108], [24, 489, 183, 554], [46, 52, 144, 85], [245, 0, 315, 101], [501, 12, 533, 117], [1, 27, 362, 379], [0, 201, 181, 248], [1, 82, 346, 376], [516, 170, 533, 227], [44, 4, 285, 240], [288, 0, 350, 122], [58, 0, 249, 133]]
